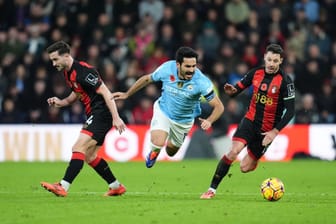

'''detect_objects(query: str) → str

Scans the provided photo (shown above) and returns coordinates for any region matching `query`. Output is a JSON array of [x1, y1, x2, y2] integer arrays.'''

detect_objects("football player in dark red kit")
[[41, 41, 127, 197], [201, 43, 295, 199]]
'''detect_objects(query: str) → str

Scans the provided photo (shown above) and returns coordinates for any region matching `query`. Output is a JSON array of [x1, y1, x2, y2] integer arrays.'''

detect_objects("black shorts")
[[81, 111, 112, 145], [233, 118, 269, 160]]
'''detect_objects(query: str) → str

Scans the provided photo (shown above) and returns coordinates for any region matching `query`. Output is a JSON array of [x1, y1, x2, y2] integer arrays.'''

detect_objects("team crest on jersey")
[[271, 85, 278, 93], [187, 85, 193, 90], [170, 75, 175, 82], [85, 73, 98, 86], [261, 83, 268, 91]]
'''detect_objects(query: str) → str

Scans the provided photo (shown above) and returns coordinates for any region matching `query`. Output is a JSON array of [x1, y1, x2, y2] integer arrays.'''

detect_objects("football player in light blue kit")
[[113, 47, 224, 168]]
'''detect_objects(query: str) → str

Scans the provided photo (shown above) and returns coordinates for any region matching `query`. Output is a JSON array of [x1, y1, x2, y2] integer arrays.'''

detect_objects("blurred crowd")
[[0, 0, 336, 133]]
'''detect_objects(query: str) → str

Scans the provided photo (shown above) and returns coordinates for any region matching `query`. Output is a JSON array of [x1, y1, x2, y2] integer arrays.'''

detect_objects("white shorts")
[[150, 100, 194, 147]]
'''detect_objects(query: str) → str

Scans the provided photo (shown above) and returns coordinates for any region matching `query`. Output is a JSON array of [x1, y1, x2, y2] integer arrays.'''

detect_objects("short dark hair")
[[266, 44, 284, 57], [46, 41, 71, 55], [175, 46, 198, 64]]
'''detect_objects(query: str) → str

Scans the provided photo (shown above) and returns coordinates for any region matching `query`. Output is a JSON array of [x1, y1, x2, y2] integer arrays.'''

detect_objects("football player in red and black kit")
[[201, 44, 295, 199], [41, 41, 127, 197]]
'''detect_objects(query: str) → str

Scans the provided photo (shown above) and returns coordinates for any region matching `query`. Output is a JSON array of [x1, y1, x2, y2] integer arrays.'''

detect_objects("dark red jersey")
[[63, 60, 108, 116], [234, 66, 295, 132]]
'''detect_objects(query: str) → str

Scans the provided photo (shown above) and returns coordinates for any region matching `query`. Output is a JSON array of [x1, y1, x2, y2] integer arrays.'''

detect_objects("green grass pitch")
[[1, 159, 335, 224]]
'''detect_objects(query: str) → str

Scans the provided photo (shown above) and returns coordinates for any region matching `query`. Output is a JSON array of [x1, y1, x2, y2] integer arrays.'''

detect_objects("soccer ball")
[[260, 177, 285, 201]]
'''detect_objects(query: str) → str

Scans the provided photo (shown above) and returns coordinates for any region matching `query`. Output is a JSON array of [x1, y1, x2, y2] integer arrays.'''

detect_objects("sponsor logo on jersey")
[[166, 86, 192, 97]]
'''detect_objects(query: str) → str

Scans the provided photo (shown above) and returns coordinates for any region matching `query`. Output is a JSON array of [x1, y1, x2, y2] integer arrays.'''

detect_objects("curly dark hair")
[[175, 46, 198, 64]]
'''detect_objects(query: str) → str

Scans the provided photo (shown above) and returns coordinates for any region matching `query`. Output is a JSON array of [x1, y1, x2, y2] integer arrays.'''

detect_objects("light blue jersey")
[[151, 60, 215, 123]]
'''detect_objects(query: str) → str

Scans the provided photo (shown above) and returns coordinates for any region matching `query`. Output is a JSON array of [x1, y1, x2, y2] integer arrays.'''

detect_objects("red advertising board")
[[99, 124, 311, 162]]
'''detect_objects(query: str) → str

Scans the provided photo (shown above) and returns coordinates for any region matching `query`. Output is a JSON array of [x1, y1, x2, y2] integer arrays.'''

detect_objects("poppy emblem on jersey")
[[85, 73, 98, 86], [271, 85, 278, 93], [170, 75, 175, 82], [261, 83, 268, 91]]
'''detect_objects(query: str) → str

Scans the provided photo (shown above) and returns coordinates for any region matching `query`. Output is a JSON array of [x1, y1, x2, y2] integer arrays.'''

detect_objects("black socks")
[[89, 157, 116, 184], [210, 156, 233, 189], [63, 152, 85, 184]]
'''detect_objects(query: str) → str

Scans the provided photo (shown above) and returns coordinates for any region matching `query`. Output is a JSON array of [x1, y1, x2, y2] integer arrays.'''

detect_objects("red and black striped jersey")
[[234, 66, 295, 132], [63, 60, 108, 116]]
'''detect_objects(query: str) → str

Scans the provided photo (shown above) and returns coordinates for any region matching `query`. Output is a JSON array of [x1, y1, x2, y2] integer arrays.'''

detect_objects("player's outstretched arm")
[[112, 74, 153, 100], [47, 91, 77, 107], [223, 83, 237, 96], [111, 92, 128, 100]]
